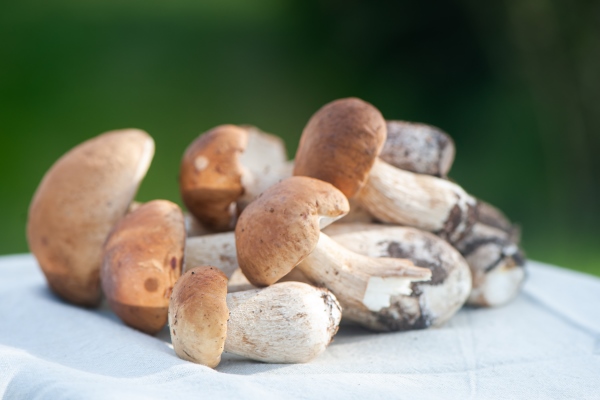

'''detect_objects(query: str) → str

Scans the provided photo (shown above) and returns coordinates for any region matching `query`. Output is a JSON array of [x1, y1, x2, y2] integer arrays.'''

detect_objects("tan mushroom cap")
[[169, 266, 229, 368], [236, 176, 350, 287], [27, 129, 154, 307], [180, 124, 248, 231], [293, 97, 387, 198], [102, 200, 185, 334]]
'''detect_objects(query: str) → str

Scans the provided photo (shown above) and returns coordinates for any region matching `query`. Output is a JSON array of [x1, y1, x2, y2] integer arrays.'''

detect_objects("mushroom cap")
[[169, 266, 229, 368], [293, 97, 387, 198], [180, 124, 248, 231], [102, 200, 185, 334], [27, 128, 154, 306], [380, 120, 455, 177], [236, 176, 349, 286]]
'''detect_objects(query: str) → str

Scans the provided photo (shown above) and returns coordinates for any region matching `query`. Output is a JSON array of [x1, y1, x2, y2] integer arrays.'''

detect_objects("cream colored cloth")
[[1, 254, 599, 399]]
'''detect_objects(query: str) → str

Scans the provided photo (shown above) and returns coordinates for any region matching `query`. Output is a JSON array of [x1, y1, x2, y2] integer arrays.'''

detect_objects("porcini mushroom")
[[293, 97, 477, 243], [179, 125, 290, 232], [169, 266, 342, 367], [380, 120, 455, 178], [102, 200, 185, 334], [27, 129, 154, 306], [235, 176, 432, 331], [323, 223, 471, 331]]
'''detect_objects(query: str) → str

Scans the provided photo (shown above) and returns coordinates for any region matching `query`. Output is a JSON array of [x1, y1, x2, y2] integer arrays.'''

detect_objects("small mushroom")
[[324, 223, 471, 331], [102, 200, 185, 334], [179, 125, 290, 232], [454, 222, 526, 307], [27, 129, 154, 306], [380, 120, 455, 177], [293, 97, 477, 243], [169, 266, 342, 367], [236, 176, 432, 331]]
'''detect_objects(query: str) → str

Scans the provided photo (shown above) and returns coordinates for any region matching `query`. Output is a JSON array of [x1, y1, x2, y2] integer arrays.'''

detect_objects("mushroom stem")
[[325, 224, 471, 331], [454, 222, 526, 307], [297, 233, 432, 326], [224, 282, 342, 363], [185, 232, 239, 278], [355, 158, 477, 243]]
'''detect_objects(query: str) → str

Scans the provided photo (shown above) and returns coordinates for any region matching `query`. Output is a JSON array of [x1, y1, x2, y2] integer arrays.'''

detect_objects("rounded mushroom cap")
[[27, 128, 154, 306], [169, 266, 229, 368], [180, 124, 248, 231], [380, 120, 455, 177], [293, 97, 387, 198], [102, 200, 185, 334], [236, 176, 349, 287]]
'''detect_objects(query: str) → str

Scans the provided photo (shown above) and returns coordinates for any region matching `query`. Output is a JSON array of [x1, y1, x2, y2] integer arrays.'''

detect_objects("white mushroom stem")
[[224, 282, 342, 363], [453, 222, 526, 307], [326, 224, 471, 331], [355, 158, 477, 243], [296, 233, 431, 328], [184, 233, 239, 278]]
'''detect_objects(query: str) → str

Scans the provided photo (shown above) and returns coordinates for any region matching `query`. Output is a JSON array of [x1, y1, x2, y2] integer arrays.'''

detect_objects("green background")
[[1, 0, 598, 275]]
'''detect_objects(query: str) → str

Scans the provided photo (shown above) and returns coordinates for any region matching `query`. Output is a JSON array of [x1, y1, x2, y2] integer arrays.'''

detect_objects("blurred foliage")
[[0, 0, 598, 275]]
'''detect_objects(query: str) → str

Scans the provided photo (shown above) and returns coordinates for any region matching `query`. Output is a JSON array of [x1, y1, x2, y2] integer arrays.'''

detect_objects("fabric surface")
[[1, 254, 599, 399]]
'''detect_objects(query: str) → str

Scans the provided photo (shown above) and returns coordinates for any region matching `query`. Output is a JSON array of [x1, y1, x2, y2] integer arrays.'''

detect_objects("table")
[[1, 254, 599, 399]]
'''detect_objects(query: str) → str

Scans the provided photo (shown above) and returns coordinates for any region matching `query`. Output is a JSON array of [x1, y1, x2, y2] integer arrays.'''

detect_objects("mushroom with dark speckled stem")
[[293, 97, 477, 243]]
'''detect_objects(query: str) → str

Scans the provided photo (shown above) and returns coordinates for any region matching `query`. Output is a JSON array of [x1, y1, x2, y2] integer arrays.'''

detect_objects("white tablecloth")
[[1, 254, 599, 399]]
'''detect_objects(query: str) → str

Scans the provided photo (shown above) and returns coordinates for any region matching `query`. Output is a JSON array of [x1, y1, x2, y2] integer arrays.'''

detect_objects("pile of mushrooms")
[[27, 97, 526, 369]]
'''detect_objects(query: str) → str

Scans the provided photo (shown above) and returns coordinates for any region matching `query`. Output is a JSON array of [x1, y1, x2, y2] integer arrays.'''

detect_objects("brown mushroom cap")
[[169, 266, 229, 368], [102, 200, 185, 334], [293, 97, 387, 198], [235, 176, 349, 287], [179, 124, 248, 231], [27, 129, 154, 306]]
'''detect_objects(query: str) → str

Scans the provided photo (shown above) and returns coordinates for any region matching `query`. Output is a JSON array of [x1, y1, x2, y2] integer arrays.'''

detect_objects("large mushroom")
[[27, 129, 154, 306], [235, 176, 432, 331], [169, 266, 342, 367], [102, 200, 185, 334], [293, 98, 477, 243], [179, 124, 291, 232]]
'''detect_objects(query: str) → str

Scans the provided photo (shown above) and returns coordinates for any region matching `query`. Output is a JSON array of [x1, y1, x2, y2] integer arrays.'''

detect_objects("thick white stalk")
[[328, 224, 472, 331], [224, 282, 341, 363], [355, 158, 477, 243], [297, 233, 431, 330]]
